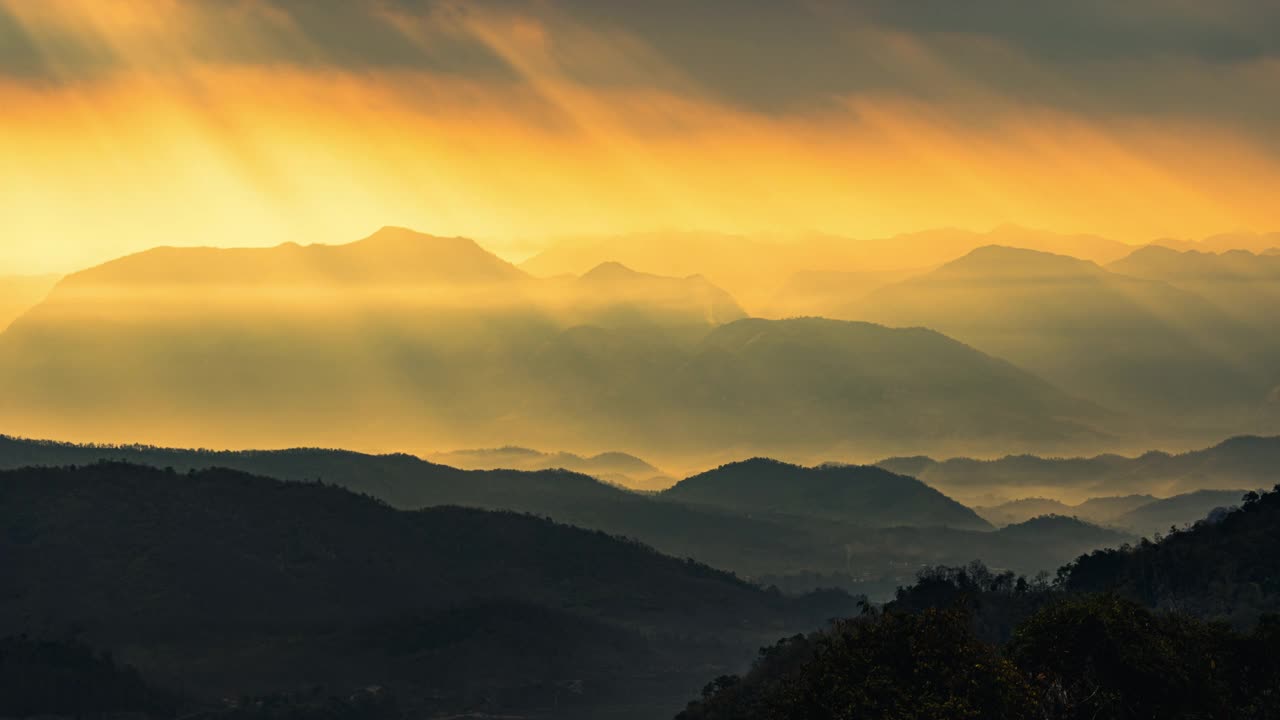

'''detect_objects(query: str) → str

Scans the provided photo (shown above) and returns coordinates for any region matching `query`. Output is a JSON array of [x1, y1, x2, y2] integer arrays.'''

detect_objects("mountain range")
[[5, 225, 1280, 469], [0, 435, 1130, 599]]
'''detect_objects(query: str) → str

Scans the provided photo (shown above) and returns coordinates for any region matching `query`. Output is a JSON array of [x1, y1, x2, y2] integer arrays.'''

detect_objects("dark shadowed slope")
[[663, 457, 991, 530], [0, 463, 855, 718]]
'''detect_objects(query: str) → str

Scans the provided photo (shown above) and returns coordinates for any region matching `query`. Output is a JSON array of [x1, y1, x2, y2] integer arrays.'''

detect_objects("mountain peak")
[[580, 261, 646, 282], [59, 227, 525, 289], [941, 245, 1103, 277]]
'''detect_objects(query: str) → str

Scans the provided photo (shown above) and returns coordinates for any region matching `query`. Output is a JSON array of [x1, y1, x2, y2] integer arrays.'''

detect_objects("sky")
[[2, 0, 1279, 274]]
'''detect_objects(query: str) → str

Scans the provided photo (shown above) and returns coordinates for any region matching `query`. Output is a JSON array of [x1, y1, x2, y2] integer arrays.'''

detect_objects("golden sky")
[[2, 0, 1279, 273]]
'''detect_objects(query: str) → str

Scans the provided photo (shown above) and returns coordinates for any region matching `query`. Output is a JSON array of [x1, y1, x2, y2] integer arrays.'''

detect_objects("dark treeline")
[[681, 485, 1280, 719]]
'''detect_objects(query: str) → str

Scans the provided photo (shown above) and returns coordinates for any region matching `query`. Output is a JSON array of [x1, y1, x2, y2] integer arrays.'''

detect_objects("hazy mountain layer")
[[427, 446, 673, 491], [878, 435, 1280, 506], [976, 494, 1157, 527], [1150, 232, 1280, 255], [522, 226, 1137, 312], [1112, 489, 1253, 537], [1109, 247, 1280, 358], [851, 246, 1276, 424], [0, 231, 1109, 459]]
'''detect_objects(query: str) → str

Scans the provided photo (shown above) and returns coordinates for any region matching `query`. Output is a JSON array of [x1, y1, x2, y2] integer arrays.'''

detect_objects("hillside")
[[664, 458, 991, 530], [852, 245, 1273, 422], [0, 462, 854, 718]]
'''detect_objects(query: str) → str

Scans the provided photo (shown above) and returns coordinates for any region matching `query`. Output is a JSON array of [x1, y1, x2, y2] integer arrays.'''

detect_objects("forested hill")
[[1062, 485, 1280, 625], [663, 458, 991, 530], [0, 462, 855, 717], [679, 487, 1280, 720]]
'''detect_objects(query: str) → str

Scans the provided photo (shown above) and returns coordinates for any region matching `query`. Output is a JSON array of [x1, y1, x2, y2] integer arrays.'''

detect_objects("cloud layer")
[[1, 1, 1278, 271]]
